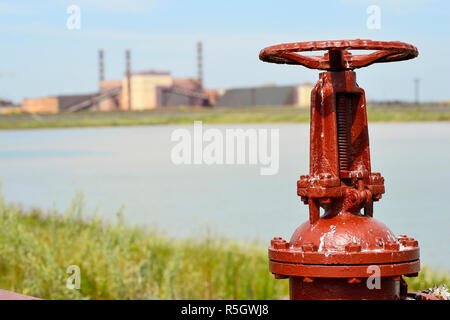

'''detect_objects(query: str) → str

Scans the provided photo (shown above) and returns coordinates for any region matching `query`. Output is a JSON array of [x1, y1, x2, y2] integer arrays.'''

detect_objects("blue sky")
[[0, 0, 448, 103]]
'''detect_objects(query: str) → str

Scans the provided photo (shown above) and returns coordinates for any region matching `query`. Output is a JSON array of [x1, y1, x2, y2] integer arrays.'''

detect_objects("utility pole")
[[414, 78, 420, 105], [126, 49, 132, 110]]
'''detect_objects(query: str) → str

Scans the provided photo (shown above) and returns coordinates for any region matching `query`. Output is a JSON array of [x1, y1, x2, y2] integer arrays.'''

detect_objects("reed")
[[0, 193, 447, 299]]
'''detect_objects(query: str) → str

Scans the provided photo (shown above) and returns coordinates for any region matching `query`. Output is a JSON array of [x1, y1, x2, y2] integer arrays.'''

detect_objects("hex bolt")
[[384, 242, 400, 251], [403, 238, 419, 248], [271, 237, 283, 247], [273, 239, 290, 249]]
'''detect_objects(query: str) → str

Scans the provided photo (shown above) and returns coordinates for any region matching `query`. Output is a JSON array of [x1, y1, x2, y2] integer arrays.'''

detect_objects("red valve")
[[259, 39, 418, 70], [260, 39, 422, 300]]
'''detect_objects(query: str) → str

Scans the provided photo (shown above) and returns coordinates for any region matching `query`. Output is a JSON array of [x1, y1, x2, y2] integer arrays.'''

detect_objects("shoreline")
[[0, 105, 449, 131]]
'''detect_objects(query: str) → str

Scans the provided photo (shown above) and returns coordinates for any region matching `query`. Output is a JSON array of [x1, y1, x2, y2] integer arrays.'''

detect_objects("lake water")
[[0, 123, 448, 271]]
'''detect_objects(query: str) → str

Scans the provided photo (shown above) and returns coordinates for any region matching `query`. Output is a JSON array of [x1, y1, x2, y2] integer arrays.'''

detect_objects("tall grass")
[[0, 193, 447, 299], [0, 193, 288, 299]]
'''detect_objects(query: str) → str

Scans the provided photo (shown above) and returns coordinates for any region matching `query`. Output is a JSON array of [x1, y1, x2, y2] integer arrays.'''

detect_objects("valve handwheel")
[[259, 39, 418, 70]]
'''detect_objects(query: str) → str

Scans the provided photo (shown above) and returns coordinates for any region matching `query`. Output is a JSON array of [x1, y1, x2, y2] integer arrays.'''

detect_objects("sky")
[[0, 0, 448, 103]]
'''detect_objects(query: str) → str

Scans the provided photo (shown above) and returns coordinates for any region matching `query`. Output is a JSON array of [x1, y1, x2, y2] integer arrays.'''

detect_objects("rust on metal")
[[260, 39, 425, 300]]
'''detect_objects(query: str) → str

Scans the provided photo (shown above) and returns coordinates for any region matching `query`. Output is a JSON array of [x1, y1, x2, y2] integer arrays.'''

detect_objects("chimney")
[[197, 41, 203, 90], [99, 49, 104, 87], [126, 49, 132, 110]]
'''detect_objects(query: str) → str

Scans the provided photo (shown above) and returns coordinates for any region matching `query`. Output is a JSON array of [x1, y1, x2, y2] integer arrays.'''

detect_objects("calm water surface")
[[0, 123, 449, 270]]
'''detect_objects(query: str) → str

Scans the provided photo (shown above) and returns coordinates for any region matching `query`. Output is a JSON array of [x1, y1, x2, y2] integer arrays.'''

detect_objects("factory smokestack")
[[99, 49, 104, 85], [126, 49, 132, 110], [197, 41, 203, 90]]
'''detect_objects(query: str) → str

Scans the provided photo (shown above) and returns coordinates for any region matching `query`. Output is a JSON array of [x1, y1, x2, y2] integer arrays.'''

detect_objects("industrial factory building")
[[215, 82, 313, 108], [17, 43, 313, 113], [20, 80, 313, 113], [21, 70, 209, 113], [20, 45, 209, 113]]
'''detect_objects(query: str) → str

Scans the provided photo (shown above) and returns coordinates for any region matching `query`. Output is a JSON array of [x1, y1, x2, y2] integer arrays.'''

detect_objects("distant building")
[[0, 98, 13, 107], [203, 89, 220, 106], [95, 80, 122, 111], [22, 94, 95, 113], [119, 70, 208, 110], [162, 77, 205, 107], [437, 100, 450, 105], [20, 70, 209, 113], [0, 98, 20, 114], [296, 82, 314, 108], [215, 82, 313, 108], [122, 70, 172, 110]]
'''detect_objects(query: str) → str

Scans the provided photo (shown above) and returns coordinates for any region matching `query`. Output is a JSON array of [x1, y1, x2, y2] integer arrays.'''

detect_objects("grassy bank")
[[0, 194, 448, 300], [1, 104, 450, 130]]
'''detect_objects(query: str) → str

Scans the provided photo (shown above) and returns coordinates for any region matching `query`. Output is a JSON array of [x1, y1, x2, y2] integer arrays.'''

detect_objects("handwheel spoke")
[[350, 50, 399, 68], [278, 53, 326, 69]]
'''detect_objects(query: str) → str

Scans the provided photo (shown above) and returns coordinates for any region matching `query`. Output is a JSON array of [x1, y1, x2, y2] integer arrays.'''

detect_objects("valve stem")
[[336, 94, 351, 172]]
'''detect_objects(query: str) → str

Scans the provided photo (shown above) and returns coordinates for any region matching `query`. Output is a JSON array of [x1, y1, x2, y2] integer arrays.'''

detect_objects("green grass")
[[1, 104, 449, 130], [0, 193, 448, 300]]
